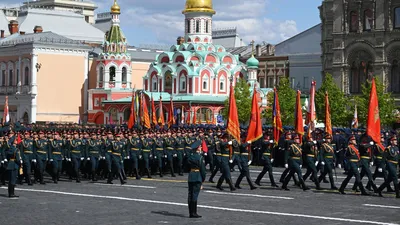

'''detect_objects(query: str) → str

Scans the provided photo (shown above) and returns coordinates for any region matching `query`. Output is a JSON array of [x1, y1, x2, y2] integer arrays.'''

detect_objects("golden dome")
[[111, 0, 120, 14], [183, 0, 215, 14]]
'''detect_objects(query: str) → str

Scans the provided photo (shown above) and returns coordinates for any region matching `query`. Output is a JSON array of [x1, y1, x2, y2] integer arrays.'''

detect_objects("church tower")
[[182, 0, 215, 44]]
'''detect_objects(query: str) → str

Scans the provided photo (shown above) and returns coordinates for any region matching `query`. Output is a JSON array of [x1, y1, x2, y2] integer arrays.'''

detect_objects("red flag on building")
[[3, 95, 9, 124], [246, 88, 262, 142], [142, 95, 151, 129], [325, 91, 332, 136], [158, 96, 165, 125], [366, 78, 384, 150], [226, 85, 241, 143], [168, 97, 175, 128], [127, 92, 136, 129], [272, 88, 283, 144], [295, 90, 304, 143], [151, 95, 157, 126]]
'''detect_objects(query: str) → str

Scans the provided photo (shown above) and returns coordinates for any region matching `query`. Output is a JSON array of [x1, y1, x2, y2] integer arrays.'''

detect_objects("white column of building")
[[105, 70, 110, 89], [115, 69, 121, 89], [83, 52, 89, 122], [30, 51, 38, 123]]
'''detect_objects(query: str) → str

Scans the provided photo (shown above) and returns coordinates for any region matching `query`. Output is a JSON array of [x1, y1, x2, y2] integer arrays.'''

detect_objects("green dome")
[[246, 56, 259, 68]]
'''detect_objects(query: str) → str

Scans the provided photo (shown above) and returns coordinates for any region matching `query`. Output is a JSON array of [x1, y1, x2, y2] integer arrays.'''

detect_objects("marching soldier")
[[255, 134, 278, 187], [209, 130, 222, 183], [216, 134, 236, 191], [21, 131, 35, 185], [141, 131, 153, 178], [5, 136, 21, 198], [376, 136, 399, 198], [204, 129, 215, 172], [127, 131, 142, 180], [35, 131, 49, 185], [187, 140, 206, 218], [86, 133, 101, 181], [354, 136, 378, 192], [50, 132, 64, 183], [302, 135, 321, 190], [175, 130, 185, 176], [165, 130, 176, 177], [107, 133, 126, 185], [318, 134, 338, 190], [154, 132, 166, 177], [69, 131, 84, 183], [235, 137, 257, 190]]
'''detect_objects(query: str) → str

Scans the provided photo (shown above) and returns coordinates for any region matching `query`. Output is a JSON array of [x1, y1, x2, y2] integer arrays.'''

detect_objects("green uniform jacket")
[[188, 153, 206, 183]]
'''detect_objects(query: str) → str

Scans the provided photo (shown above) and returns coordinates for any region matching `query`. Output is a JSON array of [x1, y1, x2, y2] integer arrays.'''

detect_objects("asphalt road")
[[0, 167, 399, 225]]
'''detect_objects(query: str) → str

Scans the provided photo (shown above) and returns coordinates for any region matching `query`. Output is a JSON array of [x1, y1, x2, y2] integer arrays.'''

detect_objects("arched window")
[[196, 20, 200, 33], [187, 20, 191, 33], [219, 76, 226, 91], [164, 71, 172, 92], [395, 7, 400, 29], [109, 108, 118, 124], [390, 60, 400, 93], [152, 77, 158, 91], [1, 69, 5, 86], [202, 75, 209, 91], [206, 20, 209, 33], [122, 67, 127, 83], [99, 67, 104, 82], [8, 69, 13, 86], [123, 108, 130, 122], [350, 61, 372, 93], [364, 9, 373, 31], [350, 11, 358, 32], [24, 67, 29, 85], [179, 75, 186, 91], [109, 66, 116, 82]]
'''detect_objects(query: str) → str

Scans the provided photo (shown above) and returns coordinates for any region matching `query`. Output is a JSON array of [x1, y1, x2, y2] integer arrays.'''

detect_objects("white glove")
[[50, 159, 54, 162], [284, 163, 288, 169], [271, 159, 274, 163], [68, 158, 72, 162], [0, 161, 3, 164], [127, 156, 130, 159], [154, 156, 157, 159], [213, 152, 216, 155], [378, 168, 383, 173], [102, 156, 106, 160], [228, 141, 232, 145], [204, 153, 207, 156], [315, 161, 319, 166], [173, 154, 177, 157], [369, 162, 373, 167], [4, 159, 8, 162], [358, 168, 361, 172], [300, 164, 302, 169], [20, 160, 23, 164], [150, 154, 153, 158], [80, 157, 84, 161], [370, 141, 374, 145], [139, 155, 143, 159], [229, 159, 233, 163], [247, 141, 251, 144], [164, 155, 168, 158], [269, 140, 273, 143], [321, 161, 325, 165], [87, 157, 90, 161], [338, 164, 342, 169], [313, 141, 317, 144], [248, 160, 252, 165]]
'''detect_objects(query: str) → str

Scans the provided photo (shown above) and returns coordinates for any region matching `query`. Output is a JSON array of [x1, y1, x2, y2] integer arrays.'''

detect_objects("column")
[[105, 70, 110, 89], [30, 51, 38, 123], [115, 69, 122, 89], [17, 56, 21, 93], [83, 52, 89, 121]]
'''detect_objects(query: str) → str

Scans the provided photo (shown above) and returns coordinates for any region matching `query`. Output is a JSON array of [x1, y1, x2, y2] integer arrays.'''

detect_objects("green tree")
[[354, 77, 396, 127], [264, 77, 296, 126], [222, 78, 251, 124], [315, 73, 351, 127]]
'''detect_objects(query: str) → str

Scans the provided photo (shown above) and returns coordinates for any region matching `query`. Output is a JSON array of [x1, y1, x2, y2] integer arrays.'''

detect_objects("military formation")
[[0, 123, 399, 201]]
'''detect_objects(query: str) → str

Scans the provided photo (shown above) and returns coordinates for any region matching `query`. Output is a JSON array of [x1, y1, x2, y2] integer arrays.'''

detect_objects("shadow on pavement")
[[151, 211, 187, 218]]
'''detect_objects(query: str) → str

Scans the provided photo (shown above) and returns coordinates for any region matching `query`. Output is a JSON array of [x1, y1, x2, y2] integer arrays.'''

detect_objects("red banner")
[[246, 88, 262, 143]]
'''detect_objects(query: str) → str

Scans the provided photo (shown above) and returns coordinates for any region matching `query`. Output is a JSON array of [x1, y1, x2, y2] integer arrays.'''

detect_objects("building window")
[[196, 20, 200, 33], [24, 67, 29, 85], [219, 76, 226, 91], [303, 77, 309, 89], [187, 20, 191, 33], [8, 69, 13, 86], [350, 61, 372, 94], [99, 67, 104, 82], [164, 71, 172, 91], [109, 66, 116, 82], [1, 70, 5, 86], [395, 7, 400, 29], [85, 16, 89, 23], [350, 11, 358, 32], [179, 75, 186, 91], [202, 75, 209, 91], [94, 98, 100, 107], [16, 69, 19, 85], [122, 67, 127, 83], [258, 77, 265, 88], [206, 20, 209, 33], [152, 78, 158, 91], [390, 60, 400, 93], [364, 9, 373, 31]]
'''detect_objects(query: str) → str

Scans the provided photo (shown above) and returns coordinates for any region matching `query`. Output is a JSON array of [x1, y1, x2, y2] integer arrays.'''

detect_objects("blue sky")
[[0, 0, 322, 46]]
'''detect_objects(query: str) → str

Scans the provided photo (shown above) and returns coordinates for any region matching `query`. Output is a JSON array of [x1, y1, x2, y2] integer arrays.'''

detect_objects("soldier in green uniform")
[[281, 135, 309, 191], [0, 136, 5, 186], [235, 137, 257, 190], [377, 136, 399, 198], [353, 136, 378, 192], [302, 135, 322, 190], [165, 130, 176, 177], [107, 133, 126, 185], [318, 134, 338, 190], [175, 130, 185, 176], [255, 134, 278, 187], [187, 140, 206, 218], [5, 136, 21, 198], [21, 131, 35, 185], [230, 138, 240, 172], [104, 132, 114, 179], [50, 132, 64, 183], [127, 131, 142, 180], [86, 133, 101, 181], [209, 131, 222, 183], [204, 129, 215, 172], [35, 131, 49, 185], [141, 131, 153, 178], [154, 132, 166, 177], [68, 131, 84, 183], [338, 135, 369, 195], [216, 134, 236, 191]]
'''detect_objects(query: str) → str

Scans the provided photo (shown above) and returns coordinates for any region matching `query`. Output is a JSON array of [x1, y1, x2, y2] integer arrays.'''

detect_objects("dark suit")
[[187, 151, 206, 217]]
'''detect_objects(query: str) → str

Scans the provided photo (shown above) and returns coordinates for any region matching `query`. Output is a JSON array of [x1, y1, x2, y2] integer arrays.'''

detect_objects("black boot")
[[300, 179, 310, 191], [135, 169, 141, 180], [159, 168, 163, 178], [216, 176, 224, 191], [92, 171, 98, 182], [146, 168, 152, 178], [359, 182, 369, 196], [40, 174, 46, 185], [118, 172, 126, 185], [107, 172, 113, 184], [9, 185, 18, 198], [170, 165, 176, 177], [76, 171, 81, 183], [188, 200, 193, 217], [227, 179, 236, 191], [192, 201, 201, 218]]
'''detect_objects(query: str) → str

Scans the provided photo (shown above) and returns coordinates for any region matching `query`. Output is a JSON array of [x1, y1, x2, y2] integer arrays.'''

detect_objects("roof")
[[17, 8, 105, 43], [0, 10, 10, 36], [0, 31, 88, 48]]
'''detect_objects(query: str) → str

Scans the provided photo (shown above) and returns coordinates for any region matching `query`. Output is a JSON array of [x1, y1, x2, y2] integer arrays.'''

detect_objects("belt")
[[307, 154, 315, 157], [376, 156, 383, 159], [24, 151, 33, 154], [53, 152, 62, 155], [191, 169, 200, 172], [388, 160, 398, 164], [177, 148, 184, 150], [131, 148, 140, 151], [216, 153, 222, 156], [234, 152, 240, 154], [325, 156, 333, 159], [361, 156, 370, 159], [37, 151, 47, 154], [263, 153, 271, 156], [107, 150, 112, 153], [72, 150, 80, 154], [112, 152, 121, 156], [143, 150, 151, 152], [156, 148, 164, 151], [350, 159, 359, 162], [241, 153, 249, 155], [291, 157, 300, 160], [10, 159, 15, 161], [89, 151, 99, 154], [221, 154, 230, 157], [167, 147, 174, 150]]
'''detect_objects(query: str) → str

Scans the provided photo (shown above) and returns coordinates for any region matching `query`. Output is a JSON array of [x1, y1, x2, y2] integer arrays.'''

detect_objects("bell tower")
[[182, 0, 215, 44]]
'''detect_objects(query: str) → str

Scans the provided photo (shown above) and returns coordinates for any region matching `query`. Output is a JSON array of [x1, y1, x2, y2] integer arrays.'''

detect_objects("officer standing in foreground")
[[187, 140, 206, 218]]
